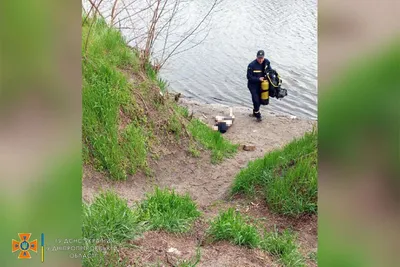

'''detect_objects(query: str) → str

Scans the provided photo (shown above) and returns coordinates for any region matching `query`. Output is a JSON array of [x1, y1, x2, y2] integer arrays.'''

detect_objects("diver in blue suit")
[[246, 50, 272, 122]]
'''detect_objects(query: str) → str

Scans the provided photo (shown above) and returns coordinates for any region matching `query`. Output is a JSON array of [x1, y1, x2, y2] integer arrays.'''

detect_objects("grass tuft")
[[260, 227, 305, 267], [174, 104, 190, 118], [231, 130, 317, 216], [208, 208, 260, 248], [188, 119, 238, 163], [120, 124, 150, 175], [168, 114, 183, 139], [188, 143, 201, 158], [145, 62, 168, 92], [136, 187, 201, 233], [82, 191, 142, 243], [207, 209, 305, 266]]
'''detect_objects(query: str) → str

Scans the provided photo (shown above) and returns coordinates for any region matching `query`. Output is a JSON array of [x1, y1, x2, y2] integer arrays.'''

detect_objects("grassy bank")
[[231, 130, 317, 216], [82, 188, 201, 266], [81, 16, 314, 267], [82, 18, 148, 180], [82, 18, 237, 180], [207, 208, 305, 266], [83, 189, 305, 267]]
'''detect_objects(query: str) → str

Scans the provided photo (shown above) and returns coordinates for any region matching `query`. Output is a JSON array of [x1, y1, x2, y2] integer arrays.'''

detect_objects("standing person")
[[246, 50, 272, 122]]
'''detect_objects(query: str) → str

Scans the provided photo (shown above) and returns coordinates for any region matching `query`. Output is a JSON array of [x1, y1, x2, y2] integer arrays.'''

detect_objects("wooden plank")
[[215, 116, 234, 122], [229, 108, 235, 121], [224, 120, 232, 126]]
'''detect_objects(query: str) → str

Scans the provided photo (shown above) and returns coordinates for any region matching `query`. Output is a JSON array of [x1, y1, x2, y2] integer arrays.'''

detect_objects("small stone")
[[167, 247, 181, 256], [242, 145, 256, 151]]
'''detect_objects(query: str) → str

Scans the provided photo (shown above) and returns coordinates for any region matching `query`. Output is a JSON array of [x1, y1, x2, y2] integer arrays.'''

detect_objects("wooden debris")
[[213, 107, 235, 133], [229, 107, 235, 120], [215, 116, 234, 122], [242, 144, 256, 151], [223, 120, 232, 126]]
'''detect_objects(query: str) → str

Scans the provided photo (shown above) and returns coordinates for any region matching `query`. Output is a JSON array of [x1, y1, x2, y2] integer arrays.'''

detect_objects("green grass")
[[260, 227, 305, 267], [173, 104, 237, 162], [168, 114, 183, 139], [82, 191, 143, 243], [120, 124, 150, 175], [208, 209, 304, 266], [82, 191, 142, 266], [82, 189, 201, 265], [83, 19, 147, 180], [231, 130, 317, 216], [136, 187, 201, 233], [145, 62, 168, 93], [208, 208, 260, 248], [174, 103, 190, 118], [188, 119, 238, 163]]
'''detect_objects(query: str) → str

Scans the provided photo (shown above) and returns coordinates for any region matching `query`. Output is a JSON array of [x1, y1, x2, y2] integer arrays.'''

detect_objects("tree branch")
[[110, 0, 119, 26], [86, 0, 105, 20], [159, 0, 219, 68]]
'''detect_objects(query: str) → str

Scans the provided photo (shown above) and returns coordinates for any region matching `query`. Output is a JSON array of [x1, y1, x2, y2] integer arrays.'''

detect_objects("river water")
[[84, 0, 317, 120]]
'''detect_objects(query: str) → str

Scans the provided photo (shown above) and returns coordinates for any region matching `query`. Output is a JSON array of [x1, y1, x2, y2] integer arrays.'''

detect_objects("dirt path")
[[82, 98, 317, 266]]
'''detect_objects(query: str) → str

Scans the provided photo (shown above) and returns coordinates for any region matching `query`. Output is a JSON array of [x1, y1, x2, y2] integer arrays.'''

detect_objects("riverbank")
[[83, 96, 317, 266], [83, 97, 316, 207], [82, 17, 317, 267]]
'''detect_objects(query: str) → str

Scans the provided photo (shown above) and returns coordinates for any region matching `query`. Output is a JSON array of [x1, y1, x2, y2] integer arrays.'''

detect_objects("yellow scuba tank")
[[260, 80, 269, 105]]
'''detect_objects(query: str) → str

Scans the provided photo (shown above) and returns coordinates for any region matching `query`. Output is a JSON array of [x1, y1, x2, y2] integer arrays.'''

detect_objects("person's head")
[[256, 50, 265, 64]]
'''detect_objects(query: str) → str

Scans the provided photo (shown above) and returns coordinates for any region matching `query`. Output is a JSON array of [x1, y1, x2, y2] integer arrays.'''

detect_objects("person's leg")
[[249, 88, 261, 119]]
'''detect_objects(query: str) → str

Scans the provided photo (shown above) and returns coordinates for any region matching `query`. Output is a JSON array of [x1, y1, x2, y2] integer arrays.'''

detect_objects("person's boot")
[[254, 110, 262, 122]]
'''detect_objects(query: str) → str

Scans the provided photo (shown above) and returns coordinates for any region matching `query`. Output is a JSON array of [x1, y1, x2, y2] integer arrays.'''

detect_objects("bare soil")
[[121, 230, 276, 267], [83, 97, 317, 266]]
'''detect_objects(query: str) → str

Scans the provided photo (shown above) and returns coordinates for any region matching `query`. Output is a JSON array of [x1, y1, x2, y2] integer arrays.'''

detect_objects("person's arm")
[[247, 64, 262, 83]]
